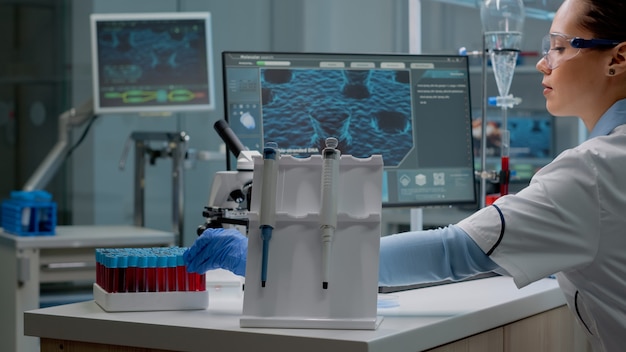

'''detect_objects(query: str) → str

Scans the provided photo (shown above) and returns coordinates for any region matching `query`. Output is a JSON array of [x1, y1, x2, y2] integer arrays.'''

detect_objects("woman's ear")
[[608, 42, 626, 76]]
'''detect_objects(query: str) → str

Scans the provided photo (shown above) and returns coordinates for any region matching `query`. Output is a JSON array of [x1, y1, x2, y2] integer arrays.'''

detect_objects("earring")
[[609, 68, 616, 76]]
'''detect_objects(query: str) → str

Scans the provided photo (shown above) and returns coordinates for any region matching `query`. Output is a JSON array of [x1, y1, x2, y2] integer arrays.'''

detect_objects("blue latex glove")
[[183, 228, 248, 276]]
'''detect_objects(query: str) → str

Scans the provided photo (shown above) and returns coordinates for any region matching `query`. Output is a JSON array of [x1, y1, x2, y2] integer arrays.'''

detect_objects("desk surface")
[[25, 276, 565, 352], [0, 225, 176, 249]]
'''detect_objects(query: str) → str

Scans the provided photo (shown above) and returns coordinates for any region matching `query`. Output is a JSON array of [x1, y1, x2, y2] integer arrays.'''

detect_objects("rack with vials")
[[93, 247, 208, 312]]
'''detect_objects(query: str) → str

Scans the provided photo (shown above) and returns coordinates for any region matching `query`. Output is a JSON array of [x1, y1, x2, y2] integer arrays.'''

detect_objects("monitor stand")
[[410, 208, 424, 231]]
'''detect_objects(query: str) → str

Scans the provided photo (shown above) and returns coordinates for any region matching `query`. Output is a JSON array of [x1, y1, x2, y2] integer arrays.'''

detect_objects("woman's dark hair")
[[579, 0, 626, 41]]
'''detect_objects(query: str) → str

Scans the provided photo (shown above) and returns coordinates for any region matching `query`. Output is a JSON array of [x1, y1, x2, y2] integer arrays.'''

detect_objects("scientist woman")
[[184, 0, 626, 350]]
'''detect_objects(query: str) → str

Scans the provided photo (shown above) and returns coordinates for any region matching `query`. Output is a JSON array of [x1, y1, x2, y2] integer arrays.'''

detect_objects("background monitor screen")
[[90, 12, 215, 114], [472, 109, 554, 181], [222, 52, 476, 208]]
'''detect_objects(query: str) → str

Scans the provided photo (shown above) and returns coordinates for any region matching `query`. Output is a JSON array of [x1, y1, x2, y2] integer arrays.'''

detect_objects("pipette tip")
[[322, 282, 328, 289], [262, 280, 266, 287]]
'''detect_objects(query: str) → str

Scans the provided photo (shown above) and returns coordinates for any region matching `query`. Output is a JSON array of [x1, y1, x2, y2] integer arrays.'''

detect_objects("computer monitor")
[[222, 52, 477, 208], [90, 12, 215, 114]]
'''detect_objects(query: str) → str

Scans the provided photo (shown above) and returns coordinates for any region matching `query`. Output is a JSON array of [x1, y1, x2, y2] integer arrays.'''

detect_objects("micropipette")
[[320, 137, 340, 289], [259, 142, 280, 287]]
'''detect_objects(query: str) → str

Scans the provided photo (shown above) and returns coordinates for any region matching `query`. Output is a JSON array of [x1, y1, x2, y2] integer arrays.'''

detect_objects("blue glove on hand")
[[183, 228, 248, 276]]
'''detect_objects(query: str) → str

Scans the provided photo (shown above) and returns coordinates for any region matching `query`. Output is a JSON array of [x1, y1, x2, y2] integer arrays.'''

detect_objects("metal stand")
[[480, 35, 489, 208], [23, 99, 94, 191], [119, 131, 189, 245]]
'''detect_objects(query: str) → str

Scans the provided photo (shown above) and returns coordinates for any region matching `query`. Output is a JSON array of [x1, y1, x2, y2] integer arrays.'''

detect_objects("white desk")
[[0, 225, 175, 352], [24, 276, 591, 352]]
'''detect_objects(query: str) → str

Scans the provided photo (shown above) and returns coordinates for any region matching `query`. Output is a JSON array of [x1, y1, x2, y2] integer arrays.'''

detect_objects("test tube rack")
[[93, 247, 208, 312], [241, 153, 384, 330], [1, 190, 56, 236]]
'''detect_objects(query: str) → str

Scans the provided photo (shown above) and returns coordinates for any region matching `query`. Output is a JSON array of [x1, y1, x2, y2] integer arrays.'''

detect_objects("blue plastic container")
[[1, 190, 56, 236]]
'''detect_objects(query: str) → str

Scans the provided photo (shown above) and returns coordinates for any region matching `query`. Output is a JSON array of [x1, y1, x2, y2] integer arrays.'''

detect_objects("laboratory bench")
[[25, 276, 591, 352], [0, 225, 176, 352]]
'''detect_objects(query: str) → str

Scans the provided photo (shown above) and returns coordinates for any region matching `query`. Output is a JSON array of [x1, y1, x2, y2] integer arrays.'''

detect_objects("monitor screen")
[[222, 52, 476, 208], [90, 12, 215, 114]]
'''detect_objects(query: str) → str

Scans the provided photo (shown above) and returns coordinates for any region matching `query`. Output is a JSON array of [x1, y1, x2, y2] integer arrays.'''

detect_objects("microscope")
[[196, 120, 260, 235]]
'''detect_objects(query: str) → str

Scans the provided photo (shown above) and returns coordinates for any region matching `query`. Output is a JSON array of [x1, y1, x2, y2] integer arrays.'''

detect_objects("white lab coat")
[[458, 123, 626, 352]]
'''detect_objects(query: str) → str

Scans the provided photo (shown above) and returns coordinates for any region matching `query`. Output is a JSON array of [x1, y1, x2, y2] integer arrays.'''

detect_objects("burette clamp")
[[488, 95, 522, 109], [476, 170, 500, 183]]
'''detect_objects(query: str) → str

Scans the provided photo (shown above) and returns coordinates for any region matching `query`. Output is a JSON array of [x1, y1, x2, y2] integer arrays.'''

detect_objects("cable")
[[65, 114, 99, 160]]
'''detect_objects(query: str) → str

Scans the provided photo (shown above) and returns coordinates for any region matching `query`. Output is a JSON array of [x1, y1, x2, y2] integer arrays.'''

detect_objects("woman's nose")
[[536, 56, 551, 74]]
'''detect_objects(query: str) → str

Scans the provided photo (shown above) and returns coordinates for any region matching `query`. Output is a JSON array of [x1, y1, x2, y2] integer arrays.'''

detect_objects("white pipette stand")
[[241, 153, 384, 330]]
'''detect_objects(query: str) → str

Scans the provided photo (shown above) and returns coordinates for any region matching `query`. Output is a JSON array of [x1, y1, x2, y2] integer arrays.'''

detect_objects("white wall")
[[70, 0, 409, 246]]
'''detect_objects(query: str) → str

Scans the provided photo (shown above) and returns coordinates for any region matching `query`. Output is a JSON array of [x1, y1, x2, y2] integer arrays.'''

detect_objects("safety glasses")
[[541, 32, 621, 70]]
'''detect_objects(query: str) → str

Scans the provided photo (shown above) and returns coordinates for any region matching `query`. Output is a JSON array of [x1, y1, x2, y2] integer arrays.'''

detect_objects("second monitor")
[[222, 52, 476, 208]]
